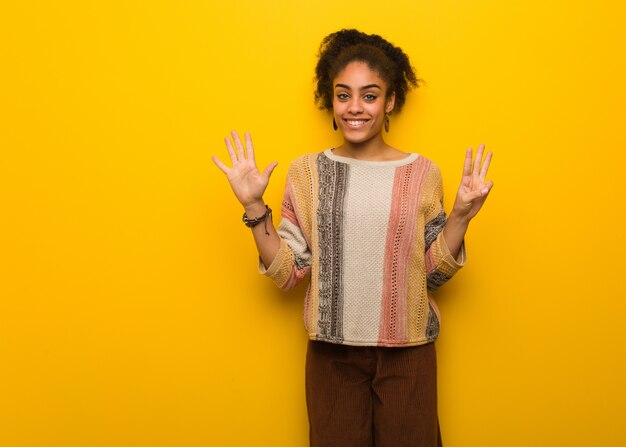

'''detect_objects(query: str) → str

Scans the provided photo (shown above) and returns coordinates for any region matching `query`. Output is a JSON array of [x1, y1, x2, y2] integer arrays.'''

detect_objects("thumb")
[[482, 180, 494, 195], [262, 161, 279, 180], [463, 189, 484, 204]]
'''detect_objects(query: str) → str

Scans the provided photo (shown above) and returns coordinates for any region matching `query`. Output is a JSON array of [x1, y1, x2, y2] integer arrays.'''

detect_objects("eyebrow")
[[334, 83, 382, 90]]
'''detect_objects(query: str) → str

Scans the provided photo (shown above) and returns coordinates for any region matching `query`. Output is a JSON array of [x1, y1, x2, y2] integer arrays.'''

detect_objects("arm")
[[424, 171, 466, 292], [212, 131, 280, 268], [257, 179, 312, 290], [443, 144, 494, 259], [212, 131, 311, 290], [242, 200, 281, 271]]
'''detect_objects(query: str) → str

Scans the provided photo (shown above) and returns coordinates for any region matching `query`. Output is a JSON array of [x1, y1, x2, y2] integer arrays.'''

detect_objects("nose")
[[348, 97, 363, 114]]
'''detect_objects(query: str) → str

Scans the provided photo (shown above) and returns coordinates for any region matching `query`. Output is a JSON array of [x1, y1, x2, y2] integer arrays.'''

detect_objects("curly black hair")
[[314, 29, 420, 113]]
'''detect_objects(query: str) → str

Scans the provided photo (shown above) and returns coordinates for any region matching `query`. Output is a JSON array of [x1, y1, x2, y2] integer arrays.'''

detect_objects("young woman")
[[213, 29, 493, 447]]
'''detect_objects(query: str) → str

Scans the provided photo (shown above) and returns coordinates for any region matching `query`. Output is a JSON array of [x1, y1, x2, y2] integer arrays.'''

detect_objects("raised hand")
[[212, 131, 278, 209], [451, 144, 494, 223]]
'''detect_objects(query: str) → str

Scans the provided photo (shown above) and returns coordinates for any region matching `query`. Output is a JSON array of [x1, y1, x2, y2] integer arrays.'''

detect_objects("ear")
[[385, 91, 396, 114]]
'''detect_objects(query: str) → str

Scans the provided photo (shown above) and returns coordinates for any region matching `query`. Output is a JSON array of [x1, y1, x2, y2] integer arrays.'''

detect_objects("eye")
[[336, 93, 349, 101], [364, 94, 377, 101]]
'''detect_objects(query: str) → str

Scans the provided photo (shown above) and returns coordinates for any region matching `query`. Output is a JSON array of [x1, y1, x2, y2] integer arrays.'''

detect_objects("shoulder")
[[289, 151, 324, 166], [286, 151, 324, 177], [426, 157, 442, 179], [410, 154, 444, 200], [406, 152, 441, 181]]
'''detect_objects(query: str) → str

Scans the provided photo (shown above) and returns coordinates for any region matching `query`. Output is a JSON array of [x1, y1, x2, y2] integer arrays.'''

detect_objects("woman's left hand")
[[451, 144, 494, 223]]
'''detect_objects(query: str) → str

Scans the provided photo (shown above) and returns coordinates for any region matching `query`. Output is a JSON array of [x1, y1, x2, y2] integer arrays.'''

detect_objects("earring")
[[384, 114, 390, 133], [333, 117, 338, 131]]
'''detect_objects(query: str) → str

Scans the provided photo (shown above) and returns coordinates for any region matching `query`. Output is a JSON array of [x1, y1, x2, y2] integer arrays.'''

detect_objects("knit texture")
[[259, 149, 466, 347]]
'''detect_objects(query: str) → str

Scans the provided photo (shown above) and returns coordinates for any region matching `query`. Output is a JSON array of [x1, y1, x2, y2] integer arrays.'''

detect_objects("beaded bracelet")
[[242, 205, 272, 235]]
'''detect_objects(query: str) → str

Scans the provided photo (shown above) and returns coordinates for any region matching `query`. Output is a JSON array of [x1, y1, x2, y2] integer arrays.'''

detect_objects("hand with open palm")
[[451, 144, 494, 223], [212, 131, 278, 210]]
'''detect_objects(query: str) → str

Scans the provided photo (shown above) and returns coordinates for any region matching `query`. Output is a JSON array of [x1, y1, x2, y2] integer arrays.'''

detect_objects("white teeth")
[[347, 120, 367, 126]]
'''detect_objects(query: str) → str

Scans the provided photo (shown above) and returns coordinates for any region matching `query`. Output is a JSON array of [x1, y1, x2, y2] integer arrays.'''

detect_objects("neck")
[[334, 135, 404, 161]]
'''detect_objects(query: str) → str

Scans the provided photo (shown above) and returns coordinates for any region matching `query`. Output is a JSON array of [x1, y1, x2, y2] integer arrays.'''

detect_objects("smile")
[[344, 119, 370, 128]]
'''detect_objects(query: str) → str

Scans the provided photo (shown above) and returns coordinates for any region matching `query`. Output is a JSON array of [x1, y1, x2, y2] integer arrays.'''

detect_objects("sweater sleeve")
[[257, 163, 312, 291], [424, 164, 466, 292]]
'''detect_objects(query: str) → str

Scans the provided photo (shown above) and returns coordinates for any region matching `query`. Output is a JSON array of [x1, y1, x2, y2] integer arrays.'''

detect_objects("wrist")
[[242, 204, 273, 236], [243, 200, 267, 217], [447, 210, 471, 228]]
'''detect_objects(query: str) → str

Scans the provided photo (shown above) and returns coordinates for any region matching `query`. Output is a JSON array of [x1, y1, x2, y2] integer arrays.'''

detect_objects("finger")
[[462, 147, 472, 177], [481, 180, 494, 195], [463, 189, 485, 203], [224, 137, 237, 162], [262, 161, 278, 180], [472, 144, 485, 175], [479, 151, 492, 179], [245, 132, 256, 161], [461, 180, 493, 203], [212, 155, 230, 174], [231, 130, 245, 161]]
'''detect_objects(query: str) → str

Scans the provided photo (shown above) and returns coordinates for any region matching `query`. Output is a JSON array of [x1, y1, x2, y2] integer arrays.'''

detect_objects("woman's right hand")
[[212, 131, 278, 209]]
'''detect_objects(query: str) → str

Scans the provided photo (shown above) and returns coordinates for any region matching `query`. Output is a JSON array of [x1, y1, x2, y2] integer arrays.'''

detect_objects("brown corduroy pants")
[[305, 340, 442, 447]]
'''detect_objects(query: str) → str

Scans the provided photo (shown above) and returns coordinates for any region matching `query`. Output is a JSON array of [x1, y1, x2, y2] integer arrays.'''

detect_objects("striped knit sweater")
[[259, 149, 466, 347]]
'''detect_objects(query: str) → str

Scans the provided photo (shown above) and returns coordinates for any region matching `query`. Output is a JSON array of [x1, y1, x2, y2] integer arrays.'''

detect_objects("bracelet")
[[242, 205, 272, 235]]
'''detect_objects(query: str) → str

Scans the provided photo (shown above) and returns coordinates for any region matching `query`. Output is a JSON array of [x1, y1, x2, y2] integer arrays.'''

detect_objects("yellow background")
[[1, 1, 625, 446]]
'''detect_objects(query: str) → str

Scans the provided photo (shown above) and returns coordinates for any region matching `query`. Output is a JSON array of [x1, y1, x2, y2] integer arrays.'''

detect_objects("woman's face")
[[332, 61, 395, 145]]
